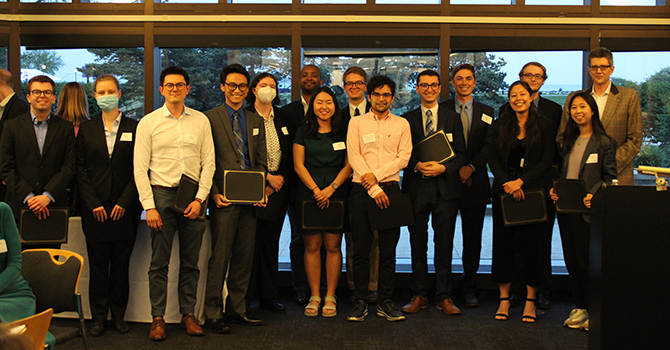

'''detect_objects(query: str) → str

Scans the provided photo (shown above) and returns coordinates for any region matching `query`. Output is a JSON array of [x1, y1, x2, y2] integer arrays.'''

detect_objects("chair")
[[7, 308, 54, 350], [20, 249, 90, 350]]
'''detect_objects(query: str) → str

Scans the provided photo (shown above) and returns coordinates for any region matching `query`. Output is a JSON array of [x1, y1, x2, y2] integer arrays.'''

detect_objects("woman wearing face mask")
[[487, 81, 554, 323], [244, 73, 295, 312], [76, 75, 141, 337], [293, 86, 351, 317], [550, 92, 617, 332]]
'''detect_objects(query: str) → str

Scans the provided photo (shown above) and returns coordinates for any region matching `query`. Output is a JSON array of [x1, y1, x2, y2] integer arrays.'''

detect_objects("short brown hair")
[[519, 62, 547, 79], [27, 75, 55, 92], [451, 64, 476, 80], [93, 74, 120, 92], [588, 47, 614, 67], [343, 66, 367, 83]]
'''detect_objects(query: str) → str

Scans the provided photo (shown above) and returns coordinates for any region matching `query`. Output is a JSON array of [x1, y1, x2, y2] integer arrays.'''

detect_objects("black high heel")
[[495, 297, 510, 321], [522, 298, 537, 323]]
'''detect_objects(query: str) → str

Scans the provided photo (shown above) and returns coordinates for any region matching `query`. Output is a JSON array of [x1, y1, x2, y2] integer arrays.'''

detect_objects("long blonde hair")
[[56, 82, 89, 126]]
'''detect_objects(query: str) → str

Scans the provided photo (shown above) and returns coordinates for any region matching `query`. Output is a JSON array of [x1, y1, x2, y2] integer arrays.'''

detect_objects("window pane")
[[20, 47, 145, 120], [304, 49, 438, 117], [158, 0, 217, 3], [602, 0, 659, 5], [160, 47, 291, 113], [0, 47, 6, 69], [233, 0, 291, 3], [303, 0, 366, 4], [450, 0, 511, 4], [20, 0, 72, 3], [376, 0, 439, 3], [611, 52, 670, 168], [82, 0, 144, 3], [526, 0, 584, 4]]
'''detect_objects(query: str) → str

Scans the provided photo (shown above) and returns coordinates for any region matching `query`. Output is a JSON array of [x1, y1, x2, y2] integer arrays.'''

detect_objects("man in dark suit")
[[281, 64, 321, 305], [203, 64, 267, 332], [441, 64, 495, 307], [76, 75, 141, 337], [0, 69, 30, 201], [499, 62, 563, 310], [401, 70, 467, 315], [0, 75, 75, 235]]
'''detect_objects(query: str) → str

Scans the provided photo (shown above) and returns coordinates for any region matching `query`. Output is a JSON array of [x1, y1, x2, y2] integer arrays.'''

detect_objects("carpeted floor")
[[53, 288, 588, 350]]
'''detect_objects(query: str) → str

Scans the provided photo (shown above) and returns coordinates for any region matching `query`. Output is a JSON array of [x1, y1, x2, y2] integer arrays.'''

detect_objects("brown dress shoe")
[[437, 298, 462, 315], [181, 313, 204, 336], [149, 317, 166, 341], [401, 295, 428, 313]]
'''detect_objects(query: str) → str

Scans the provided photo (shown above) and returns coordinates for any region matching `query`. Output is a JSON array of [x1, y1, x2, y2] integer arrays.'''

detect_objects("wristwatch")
[[331, 183, 339, 189]]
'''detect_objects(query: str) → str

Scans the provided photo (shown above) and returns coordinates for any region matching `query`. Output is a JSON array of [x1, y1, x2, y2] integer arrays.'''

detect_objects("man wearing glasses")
[[499, 62, 563, 310], [134, 66, 215, 340], [558, 47, 641, 185], [441, 64, 495, 308], [401, 70, 467, 316], [203, 64, 266, 333], [0, 75, 75, 233], [346, 75, 412, 322]]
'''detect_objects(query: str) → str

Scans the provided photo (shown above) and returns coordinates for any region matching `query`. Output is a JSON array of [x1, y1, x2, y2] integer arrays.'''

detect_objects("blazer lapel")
[[245, 110, 258, 167], [579, 136, 598, 175], [217, 106, 237, 150], [600, 84, 620, 129], [19, 114, 41, 157], [41, 114, 59, 157], [110, 114, 126, 161], [436, 106, 448, 134]]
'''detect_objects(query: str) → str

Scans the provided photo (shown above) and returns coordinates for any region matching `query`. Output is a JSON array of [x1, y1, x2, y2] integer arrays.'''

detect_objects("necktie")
[[354, 107, 361, 116], [232, 112, 247, 169], [460, 106, 469, 147], [425, 109, 434, 136], [264, 117, 281, 172]]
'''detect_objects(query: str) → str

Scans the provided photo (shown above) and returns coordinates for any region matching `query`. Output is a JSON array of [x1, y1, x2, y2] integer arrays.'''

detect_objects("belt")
[[152, 184, 178, 190], [378, 181, 398, 188]]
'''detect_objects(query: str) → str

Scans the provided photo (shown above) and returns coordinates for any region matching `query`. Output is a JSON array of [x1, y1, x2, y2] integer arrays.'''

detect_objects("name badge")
[[363, 134, 376, 144], [281, 126, 289, 135], [332, 141, 346, 151], [586, 153, 598, 164], [0, 239, 6, 254], [253, 128, 259, 136], [446, 133, 453, 142], [120, 132, 133, 142], [183, 134, 196, 144], [520, 158, 525, 167], [482, 114, 493, 125]]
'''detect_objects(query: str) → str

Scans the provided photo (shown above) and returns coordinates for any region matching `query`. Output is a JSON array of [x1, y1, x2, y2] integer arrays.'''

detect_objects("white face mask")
[[257, 86, 277, 104]]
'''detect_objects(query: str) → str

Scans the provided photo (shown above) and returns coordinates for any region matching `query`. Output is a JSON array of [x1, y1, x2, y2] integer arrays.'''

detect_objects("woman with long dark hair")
[[293, 86, 351, 317], [550, 91, 617, 332], [488, 80, 554, 323]]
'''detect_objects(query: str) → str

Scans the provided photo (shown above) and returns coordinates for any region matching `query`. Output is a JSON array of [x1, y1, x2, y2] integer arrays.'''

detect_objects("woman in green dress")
[[293, 86, 351, 318]]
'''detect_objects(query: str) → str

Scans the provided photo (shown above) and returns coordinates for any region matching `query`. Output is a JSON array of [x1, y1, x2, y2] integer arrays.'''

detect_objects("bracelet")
[[311, 186, 318, 192]]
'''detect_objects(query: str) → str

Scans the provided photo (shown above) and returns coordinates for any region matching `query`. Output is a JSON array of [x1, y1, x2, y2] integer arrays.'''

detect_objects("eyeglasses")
[[521, 73, 545, 80], [225, 82, 249, 91], [344, 81, 366, 88], [418, 83, 440, 90], [30, 90, 54, 97], [163, 83, 187, 91], [370, 92, 393, 99], [589, 65, 612, 71]]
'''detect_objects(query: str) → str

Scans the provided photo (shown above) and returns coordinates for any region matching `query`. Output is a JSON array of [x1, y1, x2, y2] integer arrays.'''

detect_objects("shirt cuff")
[[23, 193, 35, 203], [468, 164, 476, 172], [43, 191, 55, 203]]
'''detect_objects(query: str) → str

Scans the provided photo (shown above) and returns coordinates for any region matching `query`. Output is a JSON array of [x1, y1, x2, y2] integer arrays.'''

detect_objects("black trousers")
[[349, 184, 401, 302], [408, 178, 459, 302], [557, 213, 590, 309], [86, 239, 135, 321], [459, 203, 487, 294], [248, 213, 287, 303], [287, 200, 308, 292], [491, 192, 542, 287]]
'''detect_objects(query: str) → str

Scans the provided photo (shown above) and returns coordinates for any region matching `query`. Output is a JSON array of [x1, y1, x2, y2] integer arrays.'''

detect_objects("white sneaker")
[[563, 308, 588, 329]]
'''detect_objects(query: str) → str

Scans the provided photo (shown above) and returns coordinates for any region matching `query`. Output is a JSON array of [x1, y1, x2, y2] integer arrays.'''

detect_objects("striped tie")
[[425, 109, 434, 136], [232, 112, 247, 169]]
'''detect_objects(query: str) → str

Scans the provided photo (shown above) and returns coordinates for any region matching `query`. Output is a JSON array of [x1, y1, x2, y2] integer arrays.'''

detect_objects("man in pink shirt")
[[346, 75, 412, 322]]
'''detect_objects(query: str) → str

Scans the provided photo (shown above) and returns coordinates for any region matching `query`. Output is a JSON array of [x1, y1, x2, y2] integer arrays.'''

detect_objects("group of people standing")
[[0, 45, 640, 341]]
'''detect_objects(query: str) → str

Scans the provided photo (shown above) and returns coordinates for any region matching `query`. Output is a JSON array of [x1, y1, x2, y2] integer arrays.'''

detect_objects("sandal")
[[522, 298, 537, 323], [322, 296, 337, 318], [495, 297, 510, 321], [304, 296, 321, 317]]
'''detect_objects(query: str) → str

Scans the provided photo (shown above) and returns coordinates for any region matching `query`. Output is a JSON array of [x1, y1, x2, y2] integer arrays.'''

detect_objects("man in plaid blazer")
[[557, 47, 642, 185]]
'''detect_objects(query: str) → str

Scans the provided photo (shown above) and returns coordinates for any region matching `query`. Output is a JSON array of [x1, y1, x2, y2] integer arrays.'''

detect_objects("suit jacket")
[[205, 104, 267, 201], [559, 133, 617, 196], [441, 98, 495, 208], [0, 94, 30, 200], [76, 114, 141, 241], [557, 84, 642, 185], [341, 100, 371, 126], [487, 116, 554, 194], [252, 106, 294, 221], [0, 113, 76, 219], [281, 99, 305, 133], [401, 105, 467, 202]]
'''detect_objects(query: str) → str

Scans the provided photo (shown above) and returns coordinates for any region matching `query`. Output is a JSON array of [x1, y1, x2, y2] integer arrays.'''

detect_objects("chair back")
[[21, 249, 84, 314], [7, 308, 54, 350]]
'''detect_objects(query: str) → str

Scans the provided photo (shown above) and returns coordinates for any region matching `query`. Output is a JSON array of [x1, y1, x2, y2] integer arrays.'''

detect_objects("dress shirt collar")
[[454, 98, 473, 113], [31, 110, 51, 125], [255, 106, 275, 120], [349, 99, 367, 118], [159, 103, 189, 119], [0, 92, 14, 107], [591, 81, 612, 97], [301, 96, 309, 116]]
